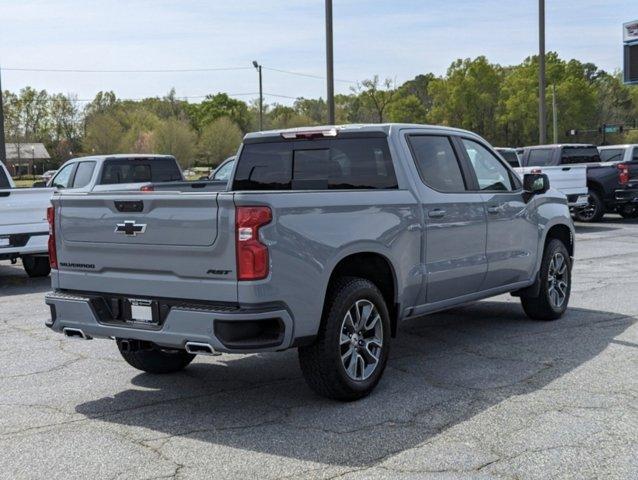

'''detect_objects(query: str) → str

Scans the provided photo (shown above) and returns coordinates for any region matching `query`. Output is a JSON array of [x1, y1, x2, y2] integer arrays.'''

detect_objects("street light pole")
[[552, 84, 558, 144], [538, 0, 547, 144], [325, 0, 335, 124], [252, 61, 263, 131]]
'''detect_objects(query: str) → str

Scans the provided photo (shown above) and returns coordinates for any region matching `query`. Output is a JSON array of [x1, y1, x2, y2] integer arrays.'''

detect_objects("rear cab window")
[[100, 157, 182, 185], [233, 135, 398, 191], [497, 150, 520, 168], [599, 148, 626, 163], [72, 161, 96, 188], [560, 146, 601, 165], [527, 149, 554, 166], [407, 135, 467, 192]]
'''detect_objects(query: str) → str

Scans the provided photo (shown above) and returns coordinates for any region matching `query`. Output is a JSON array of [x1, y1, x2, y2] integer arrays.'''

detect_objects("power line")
[[2, 64, 357, 83], [5, 92, 299, 103], [2, 66, 252, 73], [263, 66, 355, 84]]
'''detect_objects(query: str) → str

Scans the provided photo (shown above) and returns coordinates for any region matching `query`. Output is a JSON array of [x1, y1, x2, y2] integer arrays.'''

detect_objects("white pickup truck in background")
[[495, 147, 589, 209], [0, 160, 53, 277], [1, 154, 185, 277]]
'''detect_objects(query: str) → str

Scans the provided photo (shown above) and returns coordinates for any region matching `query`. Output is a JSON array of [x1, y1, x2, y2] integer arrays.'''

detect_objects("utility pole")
[[0, 67, 6, 165], [538, 0, 547, 144], [552, 84, 558, 144], [252, 61, 263, 131], [325, 0, 335, 124]]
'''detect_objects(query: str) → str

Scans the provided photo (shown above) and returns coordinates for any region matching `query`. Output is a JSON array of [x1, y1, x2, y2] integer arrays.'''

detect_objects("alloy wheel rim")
[[340, 299, 383, 381], [578, 196, 597, 220], [548, 252, 568, 308]]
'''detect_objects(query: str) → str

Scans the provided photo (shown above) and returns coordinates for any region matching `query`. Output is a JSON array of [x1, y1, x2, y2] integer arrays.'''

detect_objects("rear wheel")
[[22, 256, 51, 278], [619, 205, 638, 219], [298, 277, 391, 401], [573, 190, 604, 222], [116, 339, 195, 374], [521, 239, 571, 321]]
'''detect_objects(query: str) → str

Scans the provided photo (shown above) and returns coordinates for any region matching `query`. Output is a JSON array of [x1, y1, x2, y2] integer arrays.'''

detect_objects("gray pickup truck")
[[45, 124, 575, 400]]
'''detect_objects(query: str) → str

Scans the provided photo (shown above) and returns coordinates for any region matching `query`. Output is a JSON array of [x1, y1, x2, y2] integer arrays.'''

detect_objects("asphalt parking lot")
[[1, 217, 637, 480]]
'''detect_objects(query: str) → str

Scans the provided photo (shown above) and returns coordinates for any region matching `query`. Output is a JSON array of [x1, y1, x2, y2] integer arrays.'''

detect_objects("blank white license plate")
[[0, 238, 9, 247], [129, 299, 154, 323]]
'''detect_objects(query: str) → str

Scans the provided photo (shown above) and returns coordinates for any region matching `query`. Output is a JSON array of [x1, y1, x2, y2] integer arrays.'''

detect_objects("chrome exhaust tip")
[[185, 341, 219, 356], [63, 327, 91, 340]]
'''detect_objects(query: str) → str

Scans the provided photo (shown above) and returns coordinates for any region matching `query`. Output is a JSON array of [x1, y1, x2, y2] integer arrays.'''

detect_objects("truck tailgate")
[[0, 188, 53, 231], [516, 165, 587, 196], [53, 192, 238, 302]]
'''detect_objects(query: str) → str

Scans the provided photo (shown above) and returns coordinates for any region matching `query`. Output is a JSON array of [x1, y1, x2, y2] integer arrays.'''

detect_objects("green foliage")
[[198, 117, 243, 166], [188, 93, 250, 132]]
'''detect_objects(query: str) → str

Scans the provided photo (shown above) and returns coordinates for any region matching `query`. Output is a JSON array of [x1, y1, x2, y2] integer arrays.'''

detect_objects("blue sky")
[[0, 0, 635, 105]]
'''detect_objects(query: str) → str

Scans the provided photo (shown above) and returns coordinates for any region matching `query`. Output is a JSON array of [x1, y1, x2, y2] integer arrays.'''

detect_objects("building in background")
[[3, 143, 51, 177]]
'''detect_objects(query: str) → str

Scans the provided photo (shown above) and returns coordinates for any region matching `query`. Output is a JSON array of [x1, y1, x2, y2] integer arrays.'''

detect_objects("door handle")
[[487, 205, 503, 214], [428, 209, 446, 218]]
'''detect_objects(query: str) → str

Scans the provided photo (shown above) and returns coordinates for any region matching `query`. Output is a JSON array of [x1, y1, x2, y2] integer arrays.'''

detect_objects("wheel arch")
[[323, 251, 399, 337]]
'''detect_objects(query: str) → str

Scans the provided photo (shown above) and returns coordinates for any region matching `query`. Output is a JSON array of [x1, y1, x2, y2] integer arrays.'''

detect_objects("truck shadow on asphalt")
[[0, 263, 51, 295], [75, 301, 633, 467]]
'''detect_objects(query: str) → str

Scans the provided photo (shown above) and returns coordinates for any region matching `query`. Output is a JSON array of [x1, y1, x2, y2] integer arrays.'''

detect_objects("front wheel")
[[22, 256, 51, 278], [116, 339, 195, 374], [298, 277, 391, 401], [521, 239, 571, 321]]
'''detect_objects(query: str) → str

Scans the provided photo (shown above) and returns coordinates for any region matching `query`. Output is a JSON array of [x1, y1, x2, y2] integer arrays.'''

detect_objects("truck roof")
[[598, 144, 638, 150], [523, 144, 596, 150], [64, 153, 177, 162], [243, 123, 481, 141]]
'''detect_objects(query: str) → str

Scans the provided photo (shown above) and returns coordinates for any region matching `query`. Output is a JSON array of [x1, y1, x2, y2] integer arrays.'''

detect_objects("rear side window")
[[407, 135, 466, 192], [71, 161, 96, 188], [0, 165, 10, 188], [599, 148, 625, 163], [527, 149, 553, 166], [233, 137, 398, 190], [100, 158, 182, 185], [561, 147, 600, 164]]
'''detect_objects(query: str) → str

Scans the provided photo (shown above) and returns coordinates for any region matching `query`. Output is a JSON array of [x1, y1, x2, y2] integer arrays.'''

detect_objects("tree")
[[188, 93, 250, 132], [153, 118, 197, 167], [198, 117, 243, 166], [354, 76, 395, 123], [387, 94, 428, 124], [84, 113, 124, 154]]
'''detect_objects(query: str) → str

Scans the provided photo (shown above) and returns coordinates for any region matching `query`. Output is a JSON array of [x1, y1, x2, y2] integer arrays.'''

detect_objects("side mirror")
[[523, 173, 550, 194]]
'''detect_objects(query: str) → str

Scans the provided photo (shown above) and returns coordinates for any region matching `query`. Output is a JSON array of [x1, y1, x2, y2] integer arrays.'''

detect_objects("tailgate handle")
[[0, 191, 10, 197], [114, 201, 144, 213], [561, 167, 571, 171]]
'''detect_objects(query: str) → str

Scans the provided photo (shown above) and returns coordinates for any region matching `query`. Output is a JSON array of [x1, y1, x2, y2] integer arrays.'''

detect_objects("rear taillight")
[[47, 206, 58, 269], [617, 163, 630, 185], [236, 206, 272, 281]]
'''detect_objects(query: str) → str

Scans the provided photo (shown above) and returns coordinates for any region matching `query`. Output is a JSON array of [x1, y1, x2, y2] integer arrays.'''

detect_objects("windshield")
[[497, 150, 520, 168]]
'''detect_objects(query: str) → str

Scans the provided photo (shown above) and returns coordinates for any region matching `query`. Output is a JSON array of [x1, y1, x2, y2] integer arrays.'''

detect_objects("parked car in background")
[[47, 154, 184, 192], [208, 156, 235, 181], [499, 146, 589, 211], [520, 144, 638, 221], [0, 160, 53, 277], [46, 124, 575, 400]]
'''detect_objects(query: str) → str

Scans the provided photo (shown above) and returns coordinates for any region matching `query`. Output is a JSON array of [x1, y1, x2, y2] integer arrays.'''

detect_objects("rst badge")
[[115, 220, 147, 236]]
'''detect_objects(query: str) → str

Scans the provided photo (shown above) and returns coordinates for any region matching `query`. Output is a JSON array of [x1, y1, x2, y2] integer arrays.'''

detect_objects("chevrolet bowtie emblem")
[[115, 220, 147, 236]]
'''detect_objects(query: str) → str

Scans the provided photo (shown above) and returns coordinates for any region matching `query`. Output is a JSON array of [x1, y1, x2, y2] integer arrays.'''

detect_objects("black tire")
[[521, 239, 571, 321], [22, 256, 51, 278], [116, 339, 195, 374], [298, 277, 391, 401], [619, 205, 638, 219], [573, 190, 604, 222]]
